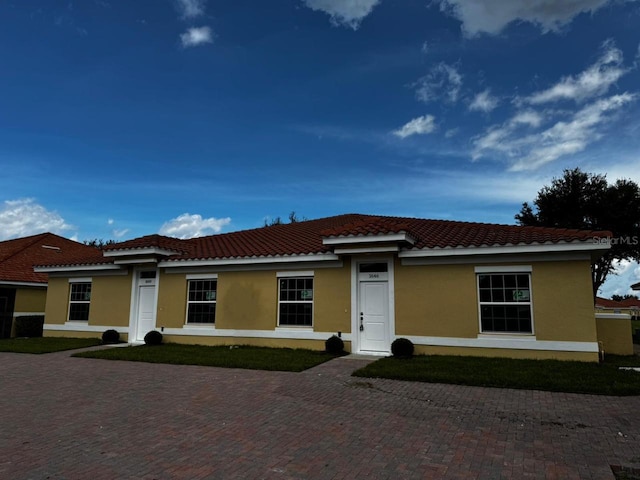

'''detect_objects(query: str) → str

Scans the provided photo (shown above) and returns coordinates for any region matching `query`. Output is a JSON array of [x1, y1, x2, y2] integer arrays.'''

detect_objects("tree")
[[516, 168, 640, 299], [263, 211, 307, 227], [83, 239, 117, 249], [611, 294, 639, 301]]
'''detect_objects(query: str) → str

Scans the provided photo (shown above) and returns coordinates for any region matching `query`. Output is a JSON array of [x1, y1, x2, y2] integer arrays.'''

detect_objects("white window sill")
[[477, 333, 536, 340], [276, 326, 314, 332], [182, 324, 215, 328], [65, 320, 89, 324]]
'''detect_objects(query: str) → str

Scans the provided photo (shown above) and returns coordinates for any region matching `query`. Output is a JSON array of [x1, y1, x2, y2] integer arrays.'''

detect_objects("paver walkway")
[[0, 348, 639, 479]]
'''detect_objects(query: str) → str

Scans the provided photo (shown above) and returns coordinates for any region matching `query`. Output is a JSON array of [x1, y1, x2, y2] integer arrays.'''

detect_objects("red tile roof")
[[0, 233, 103, 284], [34, 214, 612, 267], [596, 296, 640, 308]]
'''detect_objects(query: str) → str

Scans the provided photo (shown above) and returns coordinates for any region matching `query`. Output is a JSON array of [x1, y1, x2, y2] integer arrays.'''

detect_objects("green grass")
[[73, 343, 338, 372], [0, 337, 102, 354], [353, 354, 640, 396]]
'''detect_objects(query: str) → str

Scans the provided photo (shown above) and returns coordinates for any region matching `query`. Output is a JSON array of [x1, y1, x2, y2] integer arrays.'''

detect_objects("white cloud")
[[438, 0, 630, 36], [180, 26, 214, 47], [599, 260, 640, 298], [469, 89, 499, 112], [445, 128, 459, 138], [112, 228, 129, 239], [107, 218, 114, 225], [473, 93, 637, 170], [525, 40, 627, 104], [175, 0, 206, 19], [302, 0, 380, 30], [159, 213, 231, 239], [393, 115, 436, 138], [0, 198, 73, 240], [413, 62, 463, 104]]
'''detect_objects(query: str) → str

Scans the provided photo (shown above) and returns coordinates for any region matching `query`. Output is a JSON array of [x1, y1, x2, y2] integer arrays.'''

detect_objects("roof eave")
[[399, 240, 610, 258]]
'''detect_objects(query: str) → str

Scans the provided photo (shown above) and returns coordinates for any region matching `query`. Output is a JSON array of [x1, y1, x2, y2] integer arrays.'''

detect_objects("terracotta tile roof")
[[596, 296, 640, 308], [103, 234, 193, 255], [0, 233, 103, 284], [33, 214, 612, 267]]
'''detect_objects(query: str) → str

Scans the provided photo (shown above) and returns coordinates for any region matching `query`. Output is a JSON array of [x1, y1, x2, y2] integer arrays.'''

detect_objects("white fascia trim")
[[323, 233, 415, 246], [103, 247, 178, 258], [160, 327, 352, 342], [334, 246, 399, 255], [400, 241, 610, 259], [475, 265, 532, 273], [158, 253, 340, 268], [402, 335, 599, 353], [34, 264, 124, 273], [0, 281, 46, 288], [595, 313, 632, 320], [13, 311, 45, 317], [401, 252, 591, 266], [44, 323, 130, 333], [277, 271, 313, 278]]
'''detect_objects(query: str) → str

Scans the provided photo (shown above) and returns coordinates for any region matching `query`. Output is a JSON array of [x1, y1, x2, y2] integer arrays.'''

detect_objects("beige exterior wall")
[[44, 277, 71, 325], [596, 316, 634, 356], [157, 263, 352, 333], [43, 273, 132, 327], [14, 287, 47, 313], [394, 259, 597, 344], [41, 255, 599, 361], [90, 274, 132, 327]]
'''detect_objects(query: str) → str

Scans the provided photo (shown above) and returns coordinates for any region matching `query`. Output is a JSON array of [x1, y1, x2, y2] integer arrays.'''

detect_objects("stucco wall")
[[157, 264, 352, 333], [14, 287, 47, 314], [44, 273, 132, 327], [394, 259, 597, 344], [596, 315, 634, 356]]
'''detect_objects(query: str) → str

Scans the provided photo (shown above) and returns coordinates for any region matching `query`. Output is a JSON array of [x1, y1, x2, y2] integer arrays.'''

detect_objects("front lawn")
[[73, 344, 337, 372], [0, 337, 102, 354], [353, 354, 640, 396]]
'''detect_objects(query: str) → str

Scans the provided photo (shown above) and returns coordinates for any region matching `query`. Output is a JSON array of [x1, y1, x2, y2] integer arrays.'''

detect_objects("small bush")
[[14, 315, 45, 338], [102, 329, 120, 344], [144, 330, 163, 346], [325, 335, 345, 355], [391, 338, 414, 358]]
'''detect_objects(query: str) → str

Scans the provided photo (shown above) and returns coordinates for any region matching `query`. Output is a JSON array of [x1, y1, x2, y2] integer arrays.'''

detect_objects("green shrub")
[[144, 330, 163, 346], [325, 335, 345, 355], [101, 329, 120, 344], [14, 316, 44, 338], [391, 338, 414, 358]]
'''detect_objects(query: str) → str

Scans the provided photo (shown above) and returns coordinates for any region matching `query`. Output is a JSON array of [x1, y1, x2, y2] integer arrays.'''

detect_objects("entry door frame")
[[350, 256, 395, 355], [129, 267, 160, 343]]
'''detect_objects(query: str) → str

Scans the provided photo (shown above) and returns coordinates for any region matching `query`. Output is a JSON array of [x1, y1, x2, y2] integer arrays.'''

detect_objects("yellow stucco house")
[[35, 214, 624, 361], [0, 233, 100, 338]]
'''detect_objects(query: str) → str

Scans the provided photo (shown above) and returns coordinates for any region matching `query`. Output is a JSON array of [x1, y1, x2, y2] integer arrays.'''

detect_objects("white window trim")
[[277, 271, 314, 278], [185, 278, 217, 326], [68, 280, 92, 322], [476, 270, 535, 336], [277, 275, 314, 328]]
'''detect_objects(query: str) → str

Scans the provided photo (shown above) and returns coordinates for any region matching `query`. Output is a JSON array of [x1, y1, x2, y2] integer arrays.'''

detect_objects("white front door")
[[357, 262, 391, 354], [134, 271, 157, 342]]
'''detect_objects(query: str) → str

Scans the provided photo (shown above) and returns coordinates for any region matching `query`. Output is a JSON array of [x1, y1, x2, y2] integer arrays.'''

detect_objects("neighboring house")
[[35, 213, 625, 361], [596, 297, 640, 318], [0, 233, 100, 338]]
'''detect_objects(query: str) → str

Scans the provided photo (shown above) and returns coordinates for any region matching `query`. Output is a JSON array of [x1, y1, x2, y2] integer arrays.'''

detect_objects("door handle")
[[359, 312, 364, 331]]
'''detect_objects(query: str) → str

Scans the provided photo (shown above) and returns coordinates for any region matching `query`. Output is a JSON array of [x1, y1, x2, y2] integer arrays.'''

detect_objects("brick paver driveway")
[[1, 349, 639, 479]]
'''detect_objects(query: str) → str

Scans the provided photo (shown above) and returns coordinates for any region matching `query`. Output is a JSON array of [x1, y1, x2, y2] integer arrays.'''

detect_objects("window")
[[478, 273, 532, 334], [278, 277, 313, 326], [69, 282, 91, 321], [187, 279, 217, 324]]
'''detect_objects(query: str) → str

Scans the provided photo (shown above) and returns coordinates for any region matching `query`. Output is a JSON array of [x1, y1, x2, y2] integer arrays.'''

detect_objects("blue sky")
[[1, 0, 639, 296]]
